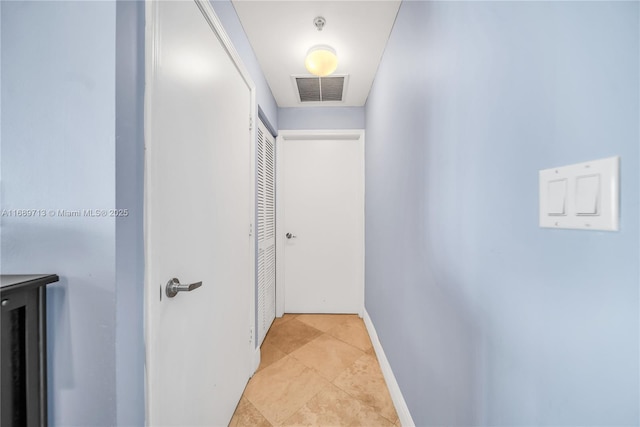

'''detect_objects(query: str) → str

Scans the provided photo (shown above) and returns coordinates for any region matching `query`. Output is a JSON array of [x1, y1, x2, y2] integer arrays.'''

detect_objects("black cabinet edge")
[[0, 275, 60, 294]]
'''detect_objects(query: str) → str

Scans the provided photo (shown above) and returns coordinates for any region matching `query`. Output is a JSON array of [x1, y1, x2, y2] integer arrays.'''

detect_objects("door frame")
[[143, 0, 259, 421], [275, 129, 365, 317]]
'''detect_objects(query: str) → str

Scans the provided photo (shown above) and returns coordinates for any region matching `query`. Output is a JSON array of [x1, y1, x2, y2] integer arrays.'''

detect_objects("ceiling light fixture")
[[305, 45, 338, 77], [305, 17, 338, 77]]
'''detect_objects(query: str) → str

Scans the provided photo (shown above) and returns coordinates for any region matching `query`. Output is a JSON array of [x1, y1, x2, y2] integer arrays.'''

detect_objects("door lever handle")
[[165, 278, 203, 298], [286, 232, 297, 239]]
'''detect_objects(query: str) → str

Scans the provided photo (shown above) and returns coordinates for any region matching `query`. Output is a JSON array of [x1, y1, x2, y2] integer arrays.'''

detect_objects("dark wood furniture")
[[1, 274, 59, 427]]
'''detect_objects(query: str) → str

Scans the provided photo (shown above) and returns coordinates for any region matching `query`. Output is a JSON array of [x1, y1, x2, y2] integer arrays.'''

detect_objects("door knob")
[[165, 278, 203, 298], [286, 232, 297, 239]]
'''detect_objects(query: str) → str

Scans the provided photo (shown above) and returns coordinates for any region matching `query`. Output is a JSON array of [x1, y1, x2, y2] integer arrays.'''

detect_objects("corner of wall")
[[363, 309, 416, 427]]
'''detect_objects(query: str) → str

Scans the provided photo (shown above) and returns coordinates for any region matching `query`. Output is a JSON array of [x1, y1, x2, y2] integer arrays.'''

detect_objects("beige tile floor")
[[229, 314, 400, 427]]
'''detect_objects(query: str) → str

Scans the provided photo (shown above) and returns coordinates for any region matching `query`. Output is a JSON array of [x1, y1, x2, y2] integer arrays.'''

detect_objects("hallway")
[[3, 0, 638, 425], [230, 314, 400, 426]]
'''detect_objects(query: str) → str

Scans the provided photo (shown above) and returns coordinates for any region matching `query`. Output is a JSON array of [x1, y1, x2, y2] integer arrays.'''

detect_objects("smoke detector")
[[313, 16, 326, 31]]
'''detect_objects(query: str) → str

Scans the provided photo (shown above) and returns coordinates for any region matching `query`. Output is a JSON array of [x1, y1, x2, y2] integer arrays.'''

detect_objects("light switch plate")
[[539, 156, 619, 231]]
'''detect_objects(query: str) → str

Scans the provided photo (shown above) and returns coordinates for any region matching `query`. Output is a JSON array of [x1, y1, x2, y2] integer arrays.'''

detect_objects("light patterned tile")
[[326, 316, 372, 351], [282, 383, 393, 427], [333, 354, 398, 423], [290, 333, 365, 380], [271, 313, 297, 329], [236, 315, 398, 427], [295, 314, 355, 332], [258, 340, 287, 372], [228, 397, 272, 427], [264, 318, 323, 354], [244, 356, 329, 425]]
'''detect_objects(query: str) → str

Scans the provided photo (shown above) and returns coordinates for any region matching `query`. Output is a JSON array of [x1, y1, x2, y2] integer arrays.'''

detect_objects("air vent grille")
[[320, 77, 344, 101], [295, 76, 346, 103], [296, 78, 321, 102]]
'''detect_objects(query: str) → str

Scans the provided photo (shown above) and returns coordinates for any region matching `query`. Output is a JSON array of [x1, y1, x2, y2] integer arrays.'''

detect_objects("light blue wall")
[[365, 1, 639, 426], [115, 0, 145, 425], [1, 1, 118, 426], [279, 107, 365, 130]]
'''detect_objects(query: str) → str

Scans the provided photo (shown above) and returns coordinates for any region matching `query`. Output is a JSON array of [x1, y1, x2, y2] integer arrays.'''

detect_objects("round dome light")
[[304, 45, 338, 77]]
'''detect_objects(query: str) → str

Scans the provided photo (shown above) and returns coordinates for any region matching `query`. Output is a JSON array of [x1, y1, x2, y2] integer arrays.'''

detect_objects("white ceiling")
[[231, 0, 401, 107]]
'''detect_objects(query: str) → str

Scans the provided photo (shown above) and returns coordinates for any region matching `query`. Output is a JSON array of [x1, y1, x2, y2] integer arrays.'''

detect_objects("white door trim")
[[144, 0, 257, 422], [275, 129, 365, 317]]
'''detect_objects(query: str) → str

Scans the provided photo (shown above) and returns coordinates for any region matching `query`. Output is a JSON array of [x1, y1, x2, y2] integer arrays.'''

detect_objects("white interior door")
[[257, 120, 276, 345], [144, 1, 255, 425], [276, 131, 364, 315]]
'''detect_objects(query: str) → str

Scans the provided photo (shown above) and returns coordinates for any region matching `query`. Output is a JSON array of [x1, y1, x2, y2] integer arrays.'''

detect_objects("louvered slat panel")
[[256, 119, 276, 346], [264, 137, 275, 240], [257, 126, 265, 239], [264, 245, 275, 331], [257, 247, 267, 339]]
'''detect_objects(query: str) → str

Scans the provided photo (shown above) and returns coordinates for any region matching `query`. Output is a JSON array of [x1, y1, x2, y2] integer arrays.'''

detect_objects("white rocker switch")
[[547, 179, 567, 216], [547, 179, 567, 215], [575, 174, 600, 216]]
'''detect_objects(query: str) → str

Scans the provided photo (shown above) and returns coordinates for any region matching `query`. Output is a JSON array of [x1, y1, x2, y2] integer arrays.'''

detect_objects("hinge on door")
[[249, 116, 253, 131], [249, 327, 253, 344], [249, 223, 253, 237]]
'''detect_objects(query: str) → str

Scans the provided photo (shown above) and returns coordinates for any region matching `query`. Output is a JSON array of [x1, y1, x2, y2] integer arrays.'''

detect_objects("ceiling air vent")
[[293, 75, 347, 103]]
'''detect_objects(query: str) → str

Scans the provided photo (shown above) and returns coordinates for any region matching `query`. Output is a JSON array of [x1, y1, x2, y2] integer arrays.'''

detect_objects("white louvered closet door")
[[257, 120, 276, 346]]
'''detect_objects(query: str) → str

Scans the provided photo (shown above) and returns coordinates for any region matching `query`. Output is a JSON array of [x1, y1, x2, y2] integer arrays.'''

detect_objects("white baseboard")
[[252, 346, 261, 375], [363, 309, 416, 427]]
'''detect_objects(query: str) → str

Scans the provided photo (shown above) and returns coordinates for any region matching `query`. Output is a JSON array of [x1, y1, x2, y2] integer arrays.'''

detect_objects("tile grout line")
[[243, 354, 330, 426], [277, 380, 334, 427], [243, 396, 275, 427], [229, 389, 275, 427], [324, 331, 372, 354], [327, 352, 399, 424], [295, 330, 367, 356], [288, 346, 361, 383], [320, 318, 374, 353]]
